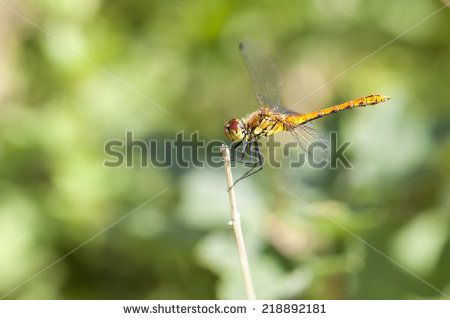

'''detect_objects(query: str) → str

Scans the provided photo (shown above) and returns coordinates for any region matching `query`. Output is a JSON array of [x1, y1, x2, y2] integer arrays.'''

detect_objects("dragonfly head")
[[224, 118, 245, 142]]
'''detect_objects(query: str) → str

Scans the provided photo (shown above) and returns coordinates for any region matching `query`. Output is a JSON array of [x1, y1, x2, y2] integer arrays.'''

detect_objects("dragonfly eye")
[[224, 118, 245, 142]]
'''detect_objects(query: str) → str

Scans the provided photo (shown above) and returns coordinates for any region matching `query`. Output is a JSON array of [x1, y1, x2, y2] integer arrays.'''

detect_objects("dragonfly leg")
[[230, 141, 264, 187], [240, 141, 263, 178], [247, 142, 254, 163], [230, 141, 255, 163], [231, 141, 258, 165], [229, 140, 248, 161]]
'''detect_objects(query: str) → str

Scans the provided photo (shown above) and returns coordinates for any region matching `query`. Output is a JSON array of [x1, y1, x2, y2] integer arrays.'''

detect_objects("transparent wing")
[[239, 39, 284, 109], [286, 122, 331, 163]]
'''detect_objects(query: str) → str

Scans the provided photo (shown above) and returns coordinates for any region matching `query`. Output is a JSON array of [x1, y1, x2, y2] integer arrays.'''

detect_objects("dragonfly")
[[224, 39, 390, 186]]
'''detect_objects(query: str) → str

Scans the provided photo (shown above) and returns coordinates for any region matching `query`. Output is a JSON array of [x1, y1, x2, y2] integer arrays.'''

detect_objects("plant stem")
[[220, 145, 256, 300]]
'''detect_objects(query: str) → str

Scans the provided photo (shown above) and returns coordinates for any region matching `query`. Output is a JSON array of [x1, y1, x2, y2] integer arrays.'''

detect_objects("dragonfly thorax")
[[224, 118, 246, 142]]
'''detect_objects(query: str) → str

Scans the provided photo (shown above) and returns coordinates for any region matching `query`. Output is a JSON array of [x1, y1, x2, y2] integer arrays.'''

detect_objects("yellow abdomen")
[[285, 94, 390, 126]]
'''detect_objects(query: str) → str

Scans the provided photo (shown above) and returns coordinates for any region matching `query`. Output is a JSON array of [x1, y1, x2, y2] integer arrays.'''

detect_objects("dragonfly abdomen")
[[285, 94, 390, 125]]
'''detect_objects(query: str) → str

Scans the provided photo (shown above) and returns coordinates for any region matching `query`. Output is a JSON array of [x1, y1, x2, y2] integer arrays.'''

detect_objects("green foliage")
[[0, 0, 449, 299]]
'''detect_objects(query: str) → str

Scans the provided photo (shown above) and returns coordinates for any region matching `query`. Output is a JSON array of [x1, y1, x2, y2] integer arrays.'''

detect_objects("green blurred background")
[[0, 0, 449, 299]]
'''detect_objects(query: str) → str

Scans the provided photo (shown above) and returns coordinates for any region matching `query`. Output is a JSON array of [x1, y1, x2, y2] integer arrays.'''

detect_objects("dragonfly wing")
[[288, 122, 331, 163], [239, 39, 283, 108]]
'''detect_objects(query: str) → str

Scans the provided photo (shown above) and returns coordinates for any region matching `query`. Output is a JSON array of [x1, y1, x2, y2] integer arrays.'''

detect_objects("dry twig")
[[220, 145, 256, 300]]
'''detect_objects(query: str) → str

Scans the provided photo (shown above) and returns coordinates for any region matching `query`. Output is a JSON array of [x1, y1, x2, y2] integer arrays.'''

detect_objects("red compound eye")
[[224, 118, 244, 142], [228, 119, 240, 131]]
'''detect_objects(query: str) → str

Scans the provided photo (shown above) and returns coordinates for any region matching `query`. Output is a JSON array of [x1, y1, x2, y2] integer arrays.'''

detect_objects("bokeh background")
[[1, 0, 449, 299]]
